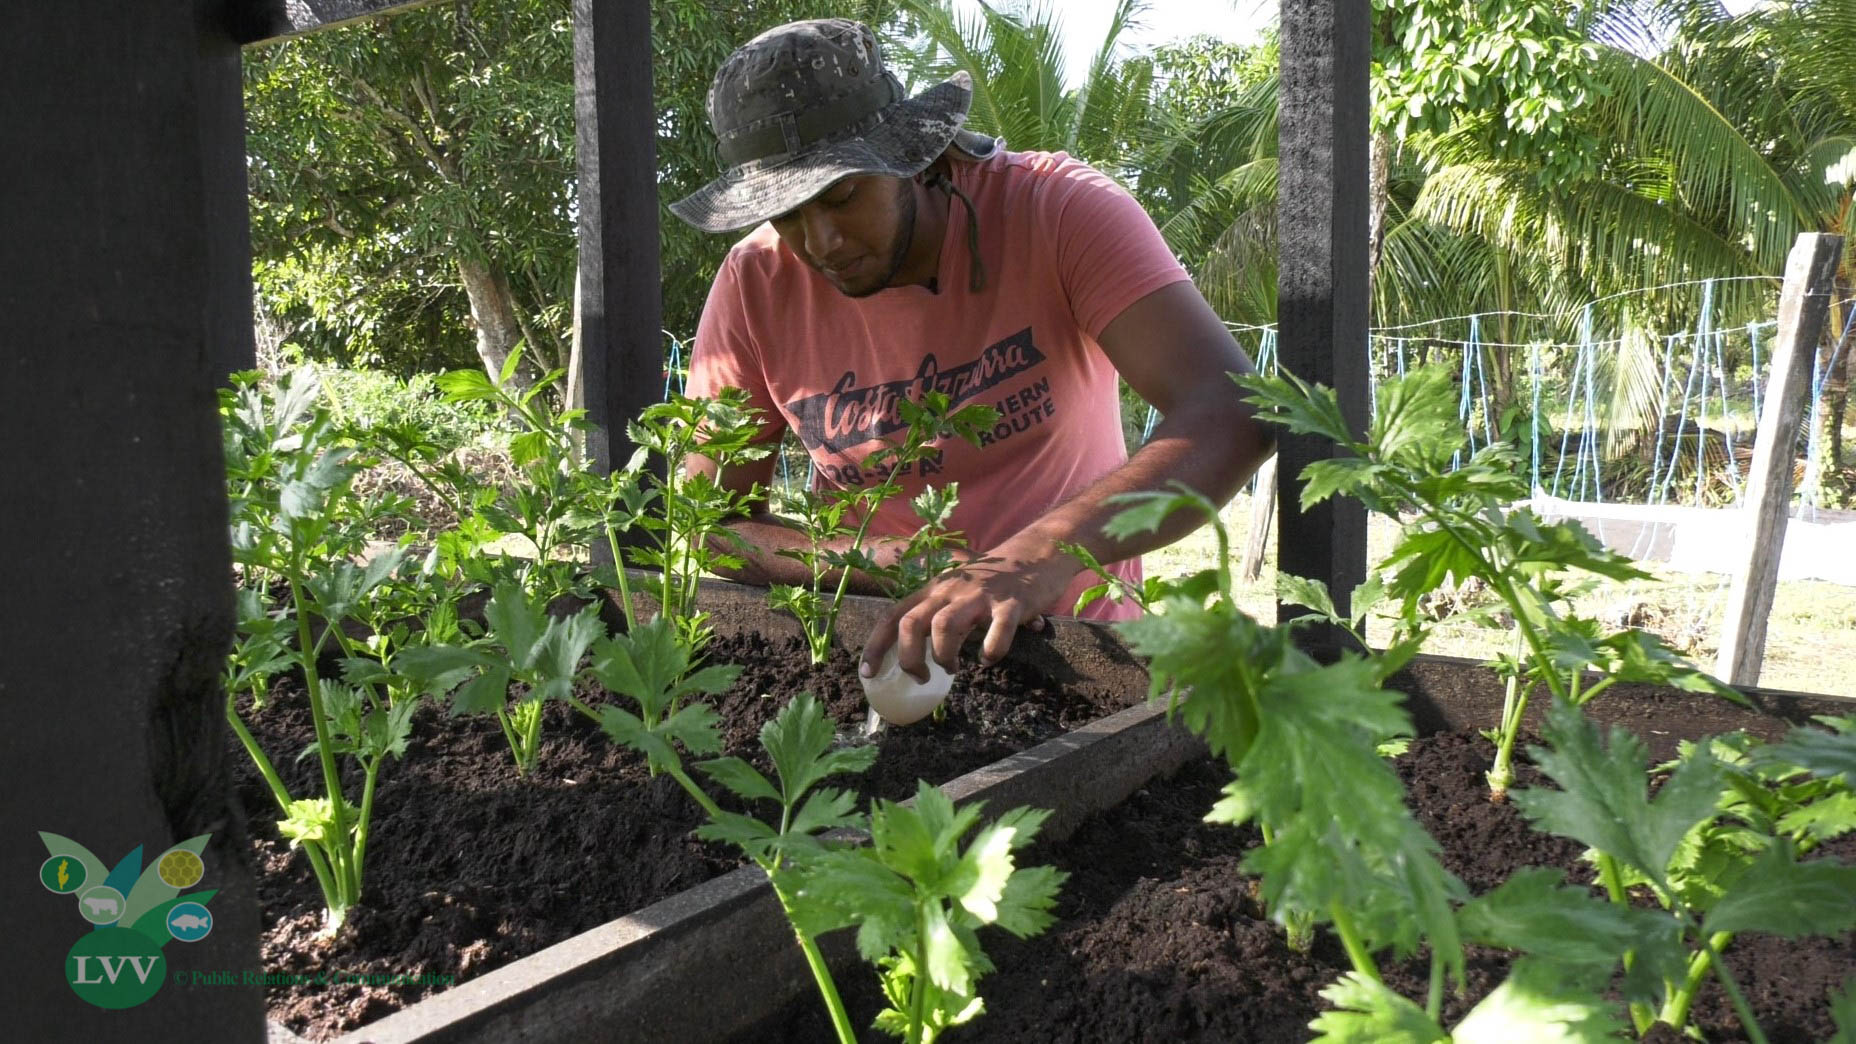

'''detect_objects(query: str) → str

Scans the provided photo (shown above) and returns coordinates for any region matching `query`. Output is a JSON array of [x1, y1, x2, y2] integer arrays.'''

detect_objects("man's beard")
[[838, 179, 917, 299]]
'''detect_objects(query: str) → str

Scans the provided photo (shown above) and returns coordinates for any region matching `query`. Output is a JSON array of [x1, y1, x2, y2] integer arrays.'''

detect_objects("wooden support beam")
[[1275, 0, 1371, 648], [231, 0, 447, 45], [2, 0, 261, 1035], [573, 0, 663, 496], [1716, 233, 1844, 686]]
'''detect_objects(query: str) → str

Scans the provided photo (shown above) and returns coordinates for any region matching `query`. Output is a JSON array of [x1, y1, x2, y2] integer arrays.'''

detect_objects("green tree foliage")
[[246, 0, 894, 379], [246, 1, 577, 381]]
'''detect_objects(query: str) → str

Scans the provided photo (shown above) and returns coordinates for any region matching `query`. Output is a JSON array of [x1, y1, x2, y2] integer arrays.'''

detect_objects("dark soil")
[[234, 631, 1132, 1040], [746, 728, 1856, 1043]]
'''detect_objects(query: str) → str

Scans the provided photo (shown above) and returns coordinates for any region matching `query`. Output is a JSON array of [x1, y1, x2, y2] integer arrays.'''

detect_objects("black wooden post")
[[2, 1, 262, 1037], [1276, 0, 1372, 646], [574, 0, 664, 492]]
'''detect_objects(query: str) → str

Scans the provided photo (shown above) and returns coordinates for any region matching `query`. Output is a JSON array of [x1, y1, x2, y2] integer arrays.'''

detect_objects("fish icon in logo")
[[166, 902, 213, 942]]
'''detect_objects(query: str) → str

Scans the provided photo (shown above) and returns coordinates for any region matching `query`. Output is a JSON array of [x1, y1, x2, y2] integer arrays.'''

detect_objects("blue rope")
[[1473, 326, 1497, 447], [1659, 329, 1705, 507], [1646, 333, 1680, 505], [1551, 340, 1584, 498], [663, 334, 686, 400], [1456, 336, 1475, 469], [1580, 305, 1604, 502]]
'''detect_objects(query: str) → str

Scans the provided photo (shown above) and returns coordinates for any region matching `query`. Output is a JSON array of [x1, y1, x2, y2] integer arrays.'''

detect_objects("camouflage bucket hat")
[[669, 18, 1000, 233]]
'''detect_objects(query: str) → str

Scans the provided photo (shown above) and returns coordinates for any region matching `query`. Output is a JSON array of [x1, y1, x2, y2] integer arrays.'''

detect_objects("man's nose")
[[800, 208, 843, 260]]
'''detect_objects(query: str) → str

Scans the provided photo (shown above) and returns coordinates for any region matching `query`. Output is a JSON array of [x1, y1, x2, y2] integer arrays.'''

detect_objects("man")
[[669, 18, 1273, 684]]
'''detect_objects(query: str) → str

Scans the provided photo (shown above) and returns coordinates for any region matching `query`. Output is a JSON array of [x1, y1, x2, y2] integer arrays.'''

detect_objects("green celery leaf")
[[1307, 972, 1447, 1043], [1277, 573, 1341, 623], [451, 666, 512, 716], [759, 693, 841, 805], [1455, 867, 1685, 988], [1758, 717, 1856, 787], [788, 787, 864, 837], [1450, 958, 1625, 1042], [951, 821, 1017, 923], [1703, 842, 1856, 938], [693, 811, 780, 859], [992, 864, 1066, 938], [587, 615, 687, 718], [598, 706, 679, 771], [1233, 371, 1359, 447], [1300, 458, 1383, 508], [1370, 366, 1464, 469], [1101, 487, 1214, 541], [1512, 699, 1725, 891], [1777, 792, 1856, 844], [362, 699, 418, 761], [696, 756, 782, 804], [482, 582, 543, 665], [527, 604, 606, 682], [1830, 979, 1856, 1044], [659, 703, 723, 757], [920, 901, 971, 996]]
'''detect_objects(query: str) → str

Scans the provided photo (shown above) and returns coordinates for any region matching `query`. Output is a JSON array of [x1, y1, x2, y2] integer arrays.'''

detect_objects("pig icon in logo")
[[79, 888, 124, 923], [167, 902, 213, 941]]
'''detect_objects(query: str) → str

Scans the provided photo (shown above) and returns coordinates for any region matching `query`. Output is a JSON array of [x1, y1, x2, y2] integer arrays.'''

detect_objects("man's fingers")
[[980, 602, 1024, 667], [862, 592, 922, 679], [929, 603, 981, 678], [892, 600, 939, 684]]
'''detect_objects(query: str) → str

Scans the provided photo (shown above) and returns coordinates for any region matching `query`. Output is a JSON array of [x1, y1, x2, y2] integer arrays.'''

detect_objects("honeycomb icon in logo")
[[158, 849, 205, 888], [166, 901, 213, 941]]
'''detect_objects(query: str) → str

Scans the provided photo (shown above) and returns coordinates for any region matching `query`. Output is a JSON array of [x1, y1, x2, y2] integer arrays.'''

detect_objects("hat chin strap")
[[922, 169, 985, 293]]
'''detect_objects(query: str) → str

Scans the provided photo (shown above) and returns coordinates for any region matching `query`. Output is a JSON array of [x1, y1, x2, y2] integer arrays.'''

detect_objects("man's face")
[[769, 175, 916, 298]]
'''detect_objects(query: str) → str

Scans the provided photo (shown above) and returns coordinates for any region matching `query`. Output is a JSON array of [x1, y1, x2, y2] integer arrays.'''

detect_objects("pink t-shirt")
[[688, 149, 1191, 619]]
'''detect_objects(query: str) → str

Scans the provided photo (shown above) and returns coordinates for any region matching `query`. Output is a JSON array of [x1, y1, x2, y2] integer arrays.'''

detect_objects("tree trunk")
[[1824, 285, 1851, 486], [457, 252, 542, 394], [1367, 130, 1391, 282]]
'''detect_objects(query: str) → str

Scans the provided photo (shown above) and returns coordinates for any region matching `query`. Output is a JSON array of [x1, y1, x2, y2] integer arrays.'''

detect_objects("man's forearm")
[[709, 512, 921, 595], [996, 397, 1275, 569]]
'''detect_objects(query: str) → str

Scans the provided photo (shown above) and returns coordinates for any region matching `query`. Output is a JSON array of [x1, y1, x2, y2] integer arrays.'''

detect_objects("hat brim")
[[669, 72, 1001, 234]]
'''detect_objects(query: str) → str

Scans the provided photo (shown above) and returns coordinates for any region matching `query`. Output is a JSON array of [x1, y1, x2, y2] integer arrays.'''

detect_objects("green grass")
[[1145, 489, 1856, 699]]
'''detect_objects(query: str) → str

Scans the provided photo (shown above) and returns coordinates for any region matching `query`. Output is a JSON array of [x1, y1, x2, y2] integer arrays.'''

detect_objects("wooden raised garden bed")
[[253, 577, 1189, 1042], [744, 657, 1856, 1043]]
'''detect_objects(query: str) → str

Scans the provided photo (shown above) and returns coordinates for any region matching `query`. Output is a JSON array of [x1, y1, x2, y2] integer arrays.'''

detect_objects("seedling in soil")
[[395, 580, 610, 776], [221, 369, 435, 931], [625, 388, 773, 651], [695, 693, 878, 1044], [426, 348, 598, 601], [1504, 700, 1856, 1041], [769, 390, 996, 664], [1234, 365, 1737, 801], [785, 784, 1066, 1044]]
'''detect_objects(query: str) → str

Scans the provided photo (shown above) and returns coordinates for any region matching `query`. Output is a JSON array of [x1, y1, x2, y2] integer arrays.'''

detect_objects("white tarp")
[[1525, 493, 1856, 586]]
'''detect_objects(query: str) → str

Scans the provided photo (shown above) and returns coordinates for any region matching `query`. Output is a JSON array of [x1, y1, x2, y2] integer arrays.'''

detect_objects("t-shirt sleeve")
[[686, 249, 788, 444], [1045, 160, 1192, 339]]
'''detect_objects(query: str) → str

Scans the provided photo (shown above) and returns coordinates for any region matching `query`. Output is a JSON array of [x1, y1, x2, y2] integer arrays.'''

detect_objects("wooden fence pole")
[[1715, 233, 1844, 685], [1275, 0, 1371, 651]]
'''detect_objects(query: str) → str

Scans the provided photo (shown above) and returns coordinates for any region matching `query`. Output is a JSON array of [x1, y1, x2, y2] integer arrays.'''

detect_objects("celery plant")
[[222, 369, 434, 931], [1236, 366, 1737, 801], [625, 388, 773, 650], [769, 390, 995, 663], [785, 784, 1066, 1044]]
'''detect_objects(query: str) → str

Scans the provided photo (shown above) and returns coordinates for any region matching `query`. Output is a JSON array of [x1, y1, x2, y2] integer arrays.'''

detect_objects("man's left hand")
[[860, 540, 1071, 684]]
